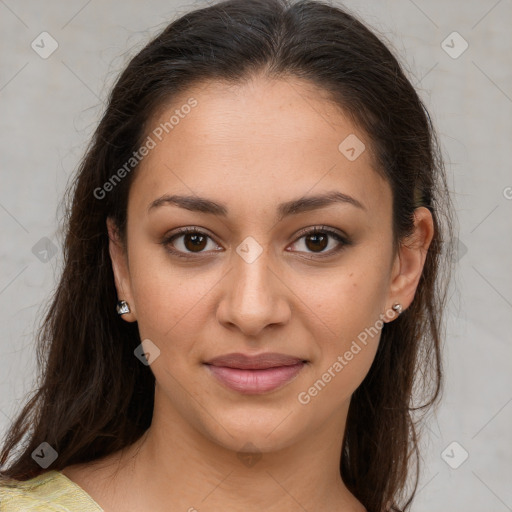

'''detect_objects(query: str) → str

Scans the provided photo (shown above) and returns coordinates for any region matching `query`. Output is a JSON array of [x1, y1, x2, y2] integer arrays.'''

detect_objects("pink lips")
[[204, 352, 306, 394]]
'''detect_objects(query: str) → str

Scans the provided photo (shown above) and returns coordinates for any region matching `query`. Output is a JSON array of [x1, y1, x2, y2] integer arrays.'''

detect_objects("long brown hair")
[[0, 1, 456, 510]]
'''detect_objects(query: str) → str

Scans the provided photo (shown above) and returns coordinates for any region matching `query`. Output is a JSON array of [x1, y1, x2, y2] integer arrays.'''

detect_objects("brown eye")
[[304, 232, 329, 252], [289, 226, 350, 257], [182, 232, 208, 252], [161, 227, 221, 258]]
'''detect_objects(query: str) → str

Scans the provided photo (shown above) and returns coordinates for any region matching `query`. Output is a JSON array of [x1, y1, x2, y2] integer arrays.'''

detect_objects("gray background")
[[1, 0, 511, 510]]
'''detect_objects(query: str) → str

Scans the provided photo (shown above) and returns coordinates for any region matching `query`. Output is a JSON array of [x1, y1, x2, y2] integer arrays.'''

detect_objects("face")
[[108, 76, 432, 454]]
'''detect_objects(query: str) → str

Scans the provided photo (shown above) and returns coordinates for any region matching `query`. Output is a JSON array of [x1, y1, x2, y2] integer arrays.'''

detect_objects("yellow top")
[[0, 470, 103, 511]]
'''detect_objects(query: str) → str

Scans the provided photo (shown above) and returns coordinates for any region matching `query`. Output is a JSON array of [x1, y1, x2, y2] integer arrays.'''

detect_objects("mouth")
[[203, 352, 308, 394]]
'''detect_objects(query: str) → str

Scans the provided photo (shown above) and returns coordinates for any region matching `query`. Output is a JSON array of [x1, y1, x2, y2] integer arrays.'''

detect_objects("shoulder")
[[0, 470, 104, 511]]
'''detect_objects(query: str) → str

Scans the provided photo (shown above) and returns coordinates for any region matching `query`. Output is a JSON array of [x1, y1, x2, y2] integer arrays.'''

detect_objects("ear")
[[384, 207, 434, 322], [107, 217, 137, 322]]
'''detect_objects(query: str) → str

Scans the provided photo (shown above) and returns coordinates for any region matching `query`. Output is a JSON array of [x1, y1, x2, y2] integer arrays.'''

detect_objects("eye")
[[161, 227, 221, 258], [161, 225, 351, 260], [288, 226, 350, 257]]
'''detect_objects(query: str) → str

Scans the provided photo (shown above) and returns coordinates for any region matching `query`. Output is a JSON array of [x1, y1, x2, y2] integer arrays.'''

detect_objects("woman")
[[0, 0, 455, 510]]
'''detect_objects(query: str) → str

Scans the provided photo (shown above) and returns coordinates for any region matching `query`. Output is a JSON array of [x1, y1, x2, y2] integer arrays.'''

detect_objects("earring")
[[392, 303, 403, 315], [116, 300, 131, 315]]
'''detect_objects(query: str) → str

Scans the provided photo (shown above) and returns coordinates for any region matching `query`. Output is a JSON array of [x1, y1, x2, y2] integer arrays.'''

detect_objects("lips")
[[206, 352, 305, 369], [204, 352, 307, 394]]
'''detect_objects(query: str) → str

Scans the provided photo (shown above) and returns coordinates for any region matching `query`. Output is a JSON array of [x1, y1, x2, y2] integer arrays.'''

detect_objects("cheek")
[[298, 339, 380, 415], [127, 244, 221, 345], [296, 273, 385, 409], [294, 259, 389, 390], [292, 257, 390, 343]]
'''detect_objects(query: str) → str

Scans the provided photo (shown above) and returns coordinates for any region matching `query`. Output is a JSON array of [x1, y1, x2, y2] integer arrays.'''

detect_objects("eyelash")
[[161, 225, 351, 260]]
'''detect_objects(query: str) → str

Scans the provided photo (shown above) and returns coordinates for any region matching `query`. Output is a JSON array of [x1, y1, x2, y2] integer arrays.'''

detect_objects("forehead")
[[128, 76, 391, 222]]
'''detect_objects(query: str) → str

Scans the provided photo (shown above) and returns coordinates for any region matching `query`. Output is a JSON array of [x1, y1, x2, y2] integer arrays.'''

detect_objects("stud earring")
[[116, 300, 131, 315], [391, 303, 403, 315]]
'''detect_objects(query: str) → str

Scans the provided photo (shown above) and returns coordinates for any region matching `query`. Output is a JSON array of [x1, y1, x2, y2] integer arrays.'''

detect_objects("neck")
[[107, 394, 364, 512], [84, 387, 364, 512]]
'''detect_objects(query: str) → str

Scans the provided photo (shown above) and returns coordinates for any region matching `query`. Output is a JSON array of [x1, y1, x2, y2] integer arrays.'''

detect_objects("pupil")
[[306, 233, 327, 252], [185, 233, 206, 252]]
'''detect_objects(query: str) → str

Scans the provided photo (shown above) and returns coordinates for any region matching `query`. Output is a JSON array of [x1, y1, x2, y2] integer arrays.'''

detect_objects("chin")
[[194, 403, 309, 455]]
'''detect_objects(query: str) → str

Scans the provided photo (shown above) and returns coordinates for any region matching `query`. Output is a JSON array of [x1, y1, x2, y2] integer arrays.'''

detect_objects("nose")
[[216, 245, 291, 338]]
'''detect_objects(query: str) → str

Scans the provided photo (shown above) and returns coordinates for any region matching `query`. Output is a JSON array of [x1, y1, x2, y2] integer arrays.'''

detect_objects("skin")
[[62, 75, 434, 512]]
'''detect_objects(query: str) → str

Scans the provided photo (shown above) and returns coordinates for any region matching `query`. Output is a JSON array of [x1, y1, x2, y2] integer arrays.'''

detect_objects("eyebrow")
[[147, 190, 366, 220]]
